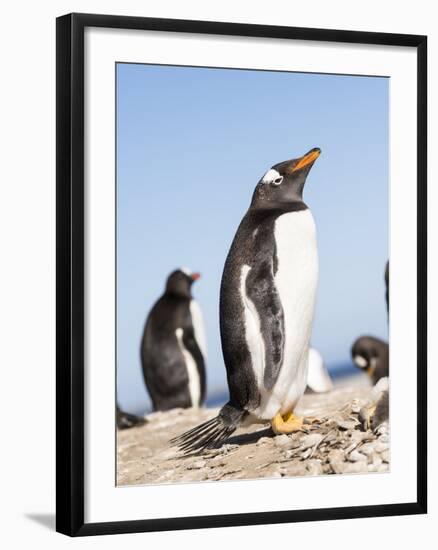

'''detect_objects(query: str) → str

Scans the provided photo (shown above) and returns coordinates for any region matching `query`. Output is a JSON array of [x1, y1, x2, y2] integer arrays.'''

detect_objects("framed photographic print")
[[56, 12, 427, 536]]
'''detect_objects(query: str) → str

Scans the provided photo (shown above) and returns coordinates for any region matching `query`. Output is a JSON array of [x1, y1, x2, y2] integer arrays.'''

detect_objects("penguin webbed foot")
[[271, 411, 304, 435], [117, 410, 147, 430], [170, 403, 244, 454], [170, 416, 234, 455]]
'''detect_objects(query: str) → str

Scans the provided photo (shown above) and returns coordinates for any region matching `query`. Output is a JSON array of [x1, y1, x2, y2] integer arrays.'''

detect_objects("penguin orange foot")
[[271, 411, 303, 434]]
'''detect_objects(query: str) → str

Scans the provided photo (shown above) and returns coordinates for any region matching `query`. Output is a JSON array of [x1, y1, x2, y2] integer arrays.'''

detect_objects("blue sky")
[[116, 63, 388, 414]]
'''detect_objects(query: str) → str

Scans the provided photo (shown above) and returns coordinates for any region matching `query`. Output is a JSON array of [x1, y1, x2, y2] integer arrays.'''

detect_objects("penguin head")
[[351, 336, 388, 383], [165, 268, 200, 298], [252, 147, 321, 209]]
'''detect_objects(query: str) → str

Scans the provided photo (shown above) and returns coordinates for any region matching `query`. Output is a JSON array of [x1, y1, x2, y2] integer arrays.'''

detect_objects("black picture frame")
[[56, 12, 427, 537]]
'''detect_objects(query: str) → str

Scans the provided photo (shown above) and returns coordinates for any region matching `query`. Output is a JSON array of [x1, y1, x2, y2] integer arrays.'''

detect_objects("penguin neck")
[[164, 288, 192, 300], [249, 200, 308, 216]]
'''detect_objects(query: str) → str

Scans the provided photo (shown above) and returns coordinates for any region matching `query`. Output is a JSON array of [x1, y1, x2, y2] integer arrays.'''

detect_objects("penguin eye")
[[261, 168, 282, 185]]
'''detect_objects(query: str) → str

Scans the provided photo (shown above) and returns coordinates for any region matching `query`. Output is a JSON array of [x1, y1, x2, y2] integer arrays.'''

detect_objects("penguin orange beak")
[[291, 147, 321, 172], [191, 272, 201, 281]]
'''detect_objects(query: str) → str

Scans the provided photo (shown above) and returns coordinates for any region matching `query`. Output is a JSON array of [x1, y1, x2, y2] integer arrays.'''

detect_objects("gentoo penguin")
[[172, 147, 321, 452], [116, 405, 146, 430], [352, 262, 390, 384], [351, 335, 389, 384], [306, 347, 333, 393], [141, 269, 207, 411]]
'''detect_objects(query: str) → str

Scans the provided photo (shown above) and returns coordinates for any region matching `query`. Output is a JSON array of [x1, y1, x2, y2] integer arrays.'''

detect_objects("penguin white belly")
[[190, 299, 207, 360], [257, 209, 318, 419], [175, 328, 201, 408]]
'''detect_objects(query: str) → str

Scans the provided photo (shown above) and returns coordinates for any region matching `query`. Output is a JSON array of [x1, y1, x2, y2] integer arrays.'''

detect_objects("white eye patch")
[[354, 355, 368, 368], [261, 168, 283, 186]]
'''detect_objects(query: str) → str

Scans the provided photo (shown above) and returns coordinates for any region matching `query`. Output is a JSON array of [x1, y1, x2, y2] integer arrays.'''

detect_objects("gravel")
[[117, 384, 390, 486]]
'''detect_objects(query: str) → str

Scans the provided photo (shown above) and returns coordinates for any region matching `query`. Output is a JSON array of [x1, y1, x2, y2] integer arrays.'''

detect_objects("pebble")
[[372, 455, 383, 468], [274, 434, 295, 449], [209, 456, 226, 467], [334, 417, 358, 431], [381, 450, 390, 463], [348, 450, 367, 462], [221, 468, 242, 477], [306, 459, 323, 476], [360, 442, 376, 456], [263, 464, 281, 477], [350, 431, 371, 444], [300, 433, 323, 450], [328, 449, 345, 474], [323, 431, 338, 444], [119, 389, 392, 486], [141, 466, 156, 475], [303, 416, 322, 425], [283, 462, 307, 476], [283, 449, 299, 460], [375, 423, 389, 437], [187, 460, 206, 470], [351, 399, 361, 414], [257, 437, 274, 446], [344, 432, 371, 454], [220, 444, 239, 453], [301, 448, 313, 460], [375, 441, 389, 453]]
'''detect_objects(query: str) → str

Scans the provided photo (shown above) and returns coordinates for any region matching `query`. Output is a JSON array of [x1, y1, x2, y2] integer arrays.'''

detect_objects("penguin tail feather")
[[170, 403, 246, 454]]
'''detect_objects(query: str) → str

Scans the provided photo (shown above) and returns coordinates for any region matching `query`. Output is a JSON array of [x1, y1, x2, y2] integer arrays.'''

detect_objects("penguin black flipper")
[[182, 327, 207, 404], [245, 257, 285, 390], [142, 334, 192, 411]]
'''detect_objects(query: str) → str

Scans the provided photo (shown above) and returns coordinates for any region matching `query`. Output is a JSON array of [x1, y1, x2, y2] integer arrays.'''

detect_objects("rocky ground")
[[117, 383, 389, 486]]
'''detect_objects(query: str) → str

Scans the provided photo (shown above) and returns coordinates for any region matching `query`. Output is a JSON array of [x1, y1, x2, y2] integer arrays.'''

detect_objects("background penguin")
[[173, 148, 321, 452], [141, 269, 207, 411], [116, 404, 146, 430], [351, 261, 389, 384], [351, 335, 389, 384]]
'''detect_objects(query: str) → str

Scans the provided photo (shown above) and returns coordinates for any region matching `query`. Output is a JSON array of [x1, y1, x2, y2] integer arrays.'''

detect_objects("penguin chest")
[[175, 327, 201, 408], [173, 300, 206, 408], [260, 209, 318, 418]]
